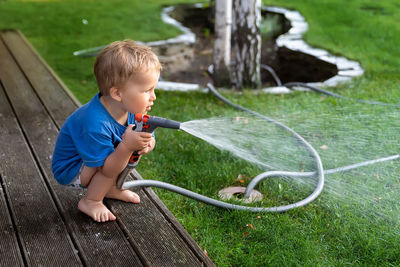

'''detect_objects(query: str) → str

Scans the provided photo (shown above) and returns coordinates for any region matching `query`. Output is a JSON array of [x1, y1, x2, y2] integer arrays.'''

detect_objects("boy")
[[52, 40, 160, 222]]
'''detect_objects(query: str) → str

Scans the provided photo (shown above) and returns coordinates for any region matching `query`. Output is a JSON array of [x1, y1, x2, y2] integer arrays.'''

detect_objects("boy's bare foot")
[[78, 198, 116, 222], [105, 186, 141, 204]]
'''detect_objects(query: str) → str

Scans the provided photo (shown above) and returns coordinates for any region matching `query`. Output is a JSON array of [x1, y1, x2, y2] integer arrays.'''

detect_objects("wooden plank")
[[2, 29, 214, 266], [107, 188, 203, 266], [131, 170, 215, 267], [0, 36, 144, 266], [0, 83, 81, 266], [0, 188, 24, 267], [0, 122, 25, 267], [1, 30, 80, 126]]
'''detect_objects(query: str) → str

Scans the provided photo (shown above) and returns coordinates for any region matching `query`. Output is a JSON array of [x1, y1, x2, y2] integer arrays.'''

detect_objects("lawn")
[[1, 0, 399, 265]]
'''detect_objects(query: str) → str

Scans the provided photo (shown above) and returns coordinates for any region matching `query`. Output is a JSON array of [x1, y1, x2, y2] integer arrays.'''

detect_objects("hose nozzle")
[[116, 113, 181, 189], [134, 113, 180, 133]]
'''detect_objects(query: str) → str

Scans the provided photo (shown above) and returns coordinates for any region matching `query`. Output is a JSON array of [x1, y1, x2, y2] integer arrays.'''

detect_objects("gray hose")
[[123, 154, 399, 212], [260, 64, 282, 86], [124, 83, 400, 212], [284, 82, 400, 107], [124, 83, 326, 212], [122, 83, 399, 213], [244, 154, 400, 198]]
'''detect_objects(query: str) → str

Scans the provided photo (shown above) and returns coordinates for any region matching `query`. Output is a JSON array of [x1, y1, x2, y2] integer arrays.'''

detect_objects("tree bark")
[[231, 0, 262, 89], [212, 0, 232, 87]]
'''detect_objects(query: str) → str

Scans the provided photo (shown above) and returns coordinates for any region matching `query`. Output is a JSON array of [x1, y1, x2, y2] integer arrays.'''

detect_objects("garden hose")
[[124, 82, 326, 212], [261, 64, 282, 86], [122, 82, 399, 213], [259, 62, 399, 107], [284, 82, 400, 107]]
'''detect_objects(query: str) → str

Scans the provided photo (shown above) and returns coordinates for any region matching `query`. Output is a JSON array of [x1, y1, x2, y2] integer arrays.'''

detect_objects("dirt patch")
[[159, 4, 338, 87]]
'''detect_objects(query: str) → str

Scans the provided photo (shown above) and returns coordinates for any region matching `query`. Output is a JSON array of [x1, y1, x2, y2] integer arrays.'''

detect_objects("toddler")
[[52, 40, 160, 222]]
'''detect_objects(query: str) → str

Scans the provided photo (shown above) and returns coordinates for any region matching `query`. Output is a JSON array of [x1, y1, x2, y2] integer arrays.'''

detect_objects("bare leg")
[[81, 165, 140, 203], [78, 166, 116, 222]]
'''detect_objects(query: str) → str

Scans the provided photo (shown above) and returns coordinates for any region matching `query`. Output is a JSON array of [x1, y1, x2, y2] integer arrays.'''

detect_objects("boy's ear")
[[109, 86, 122, 102]]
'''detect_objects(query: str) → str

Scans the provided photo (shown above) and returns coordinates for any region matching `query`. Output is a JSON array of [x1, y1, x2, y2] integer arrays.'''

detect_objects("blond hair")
[[94, 40, 161, 95]]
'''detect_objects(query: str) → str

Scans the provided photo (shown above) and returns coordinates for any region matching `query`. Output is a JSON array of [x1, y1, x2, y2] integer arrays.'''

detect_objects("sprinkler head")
[[218, 186, 263, 204]]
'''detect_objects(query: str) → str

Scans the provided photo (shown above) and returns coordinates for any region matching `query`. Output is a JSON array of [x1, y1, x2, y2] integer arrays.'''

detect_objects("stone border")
[[147, 5, 196, 46], [155, 4, 364, 93], [262, 6, 364, 94]]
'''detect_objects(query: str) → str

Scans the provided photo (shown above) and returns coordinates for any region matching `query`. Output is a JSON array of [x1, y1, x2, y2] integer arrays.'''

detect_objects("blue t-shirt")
[[52, 93, 136, 185]]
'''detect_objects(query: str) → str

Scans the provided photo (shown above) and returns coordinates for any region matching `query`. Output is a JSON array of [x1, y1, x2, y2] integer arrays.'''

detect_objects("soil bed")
[[161, 4, 338, 87]]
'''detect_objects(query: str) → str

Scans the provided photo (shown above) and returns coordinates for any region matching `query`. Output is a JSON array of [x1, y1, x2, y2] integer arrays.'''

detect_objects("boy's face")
[[119, 70, 159, 115]]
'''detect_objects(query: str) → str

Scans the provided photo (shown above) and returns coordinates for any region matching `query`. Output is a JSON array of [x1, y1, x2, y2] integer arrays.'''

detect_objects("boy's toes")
[[100, 211, 115, 222], [131, 192, 140, 204], [97, 213, 104, 222], [94, 213, 100, 222], [78, 198, 116, 222], [109, 212, 116, 221], [100, 213, 106, 222]]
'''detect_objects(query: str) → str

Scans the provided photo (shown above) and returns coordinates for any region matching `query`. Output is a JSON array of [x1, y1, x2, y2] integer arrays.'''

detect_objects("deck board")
[[107, 189, 202, 266], [0, 29, 214, 267], [0, 185, 24, 267], [0, 88, 25, 266], [131, 169, 214, 265], [0, 69, 81, 265], [1, 30, 79, 126]]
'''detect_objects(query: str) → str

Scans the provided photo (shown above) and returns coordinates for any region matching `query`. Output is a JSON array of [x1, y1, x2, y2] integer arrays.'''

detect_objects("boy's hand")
[[138, 137, 156, 155], [121, 124, 153, 152]]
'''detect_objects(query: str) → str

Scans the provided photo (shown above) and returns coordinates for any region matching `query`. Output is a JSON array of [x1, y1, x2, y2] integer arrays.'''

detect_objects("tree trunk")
[[231, 0, 262, 89], [212, 0, 232, 87]]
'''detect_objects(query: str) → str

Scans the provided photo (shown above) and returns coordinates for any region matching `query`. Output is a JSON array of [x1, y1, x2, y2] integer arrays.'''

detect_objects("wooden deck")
[[0, 30, 214, 267]]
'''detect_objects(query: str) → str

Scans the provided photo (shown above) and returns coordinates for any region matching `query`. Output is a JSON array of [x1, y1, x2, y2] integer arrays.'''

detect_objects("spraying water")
[[181, 117, 317, 173], [178, 103, 400, 225]]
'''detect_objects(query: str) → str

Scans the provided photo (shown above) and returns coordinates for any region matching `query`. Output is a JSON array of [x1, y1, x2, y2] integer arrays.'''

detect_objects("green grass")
[[1, 0, 400, 265]]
